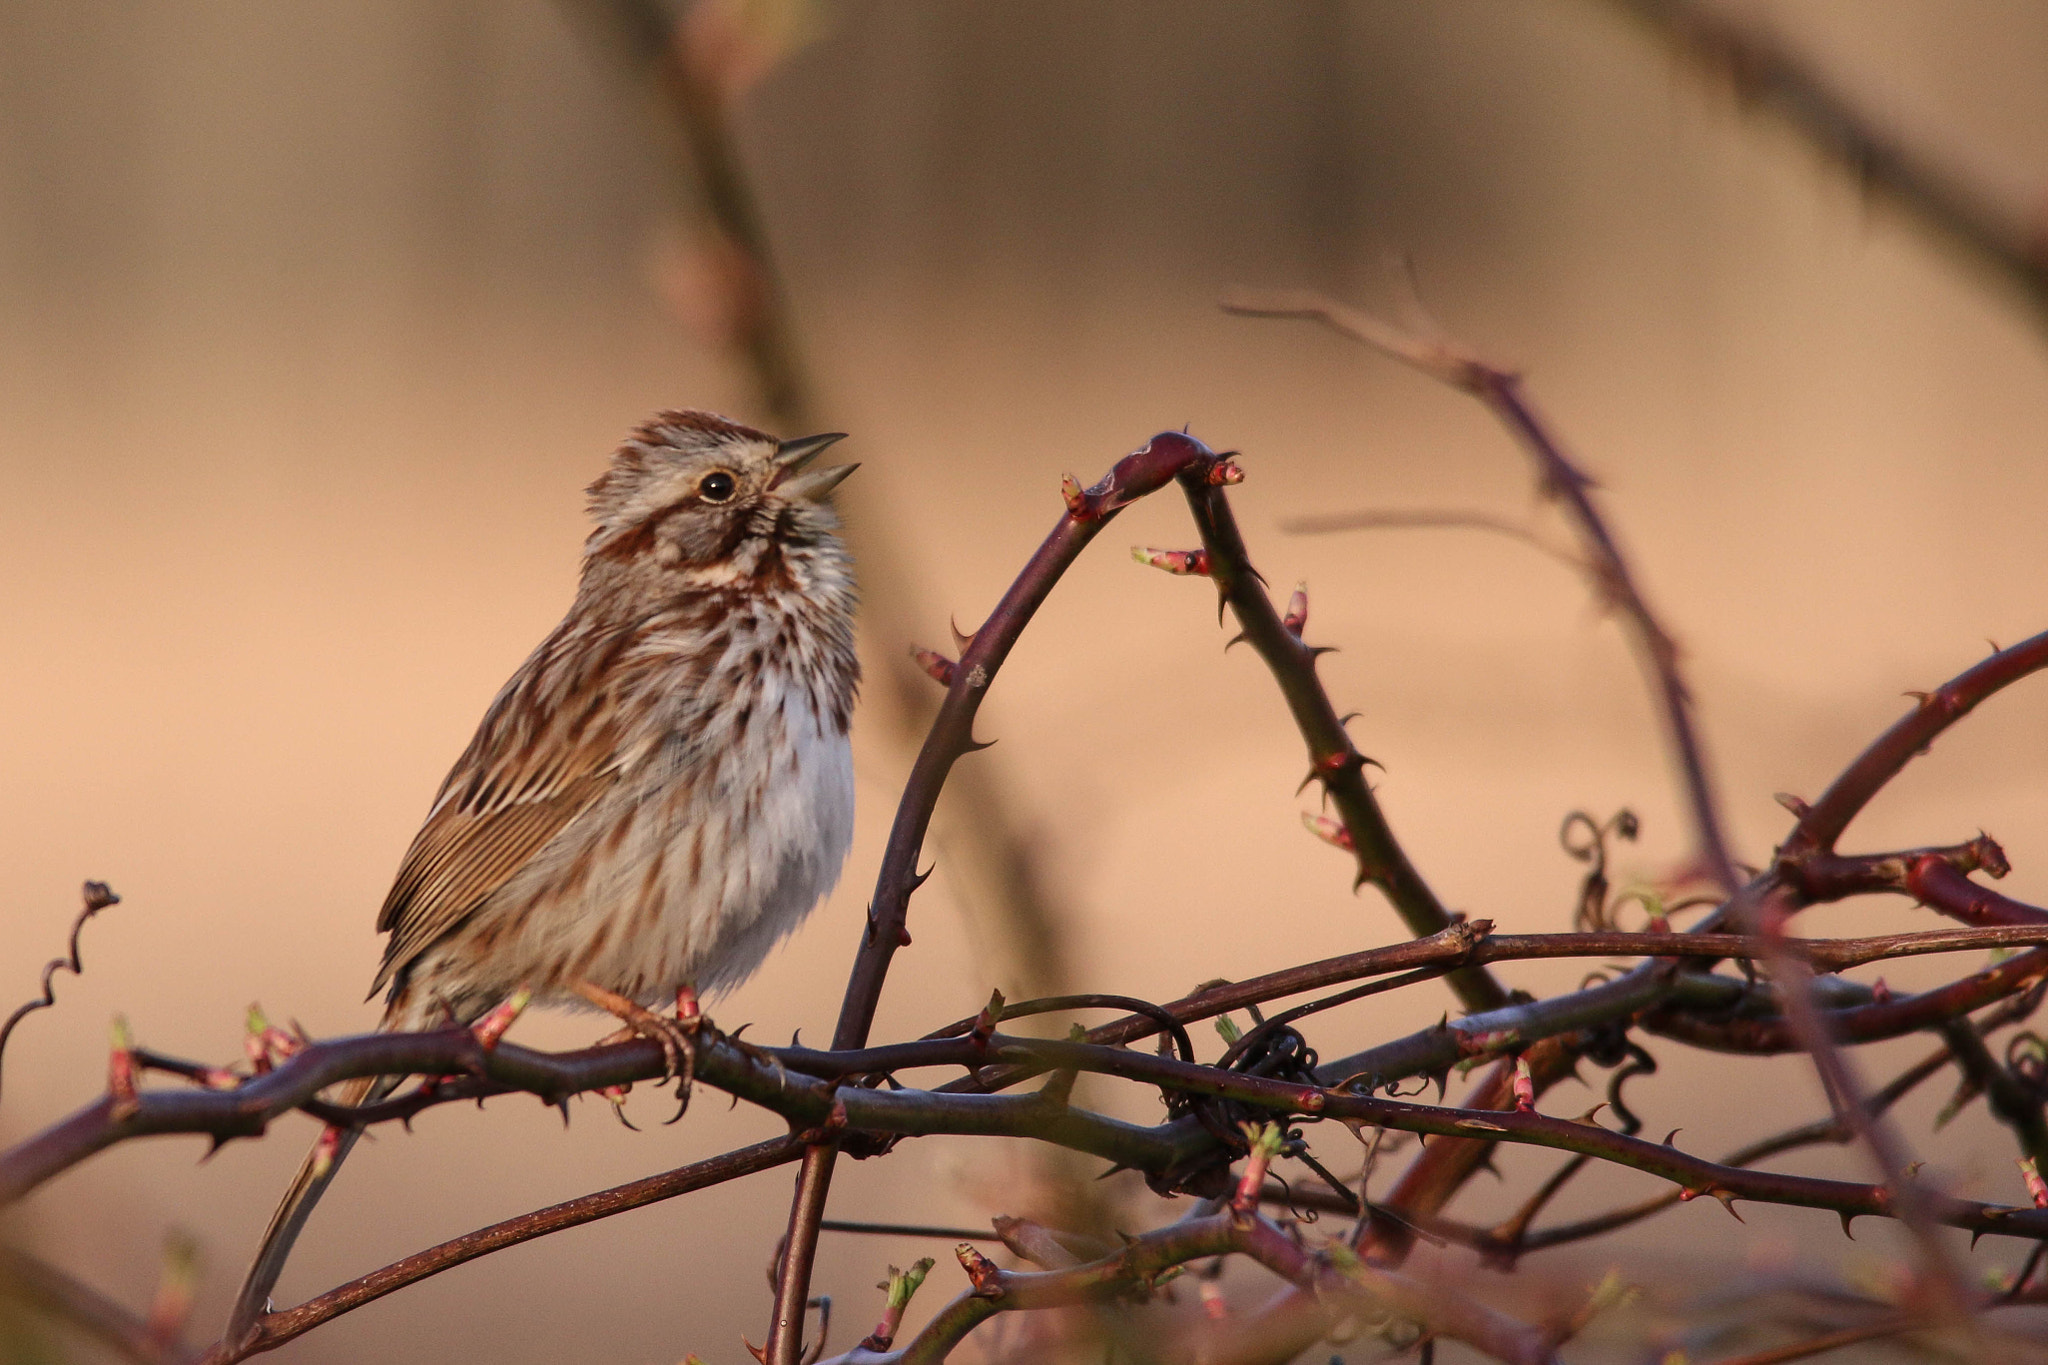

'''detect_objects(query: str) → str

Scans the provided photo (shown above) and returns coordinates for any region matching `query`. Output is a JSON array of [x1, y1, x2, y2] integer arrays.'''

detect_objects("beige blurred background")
[[2, 1, 2047, 1361]]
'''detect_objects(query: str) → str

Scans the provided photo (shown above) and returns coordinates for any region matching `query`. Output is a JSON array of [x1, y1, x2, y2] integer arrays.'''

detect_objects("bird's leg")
[[573, 980, 697, 1090], [470, 986, 533, 1051]]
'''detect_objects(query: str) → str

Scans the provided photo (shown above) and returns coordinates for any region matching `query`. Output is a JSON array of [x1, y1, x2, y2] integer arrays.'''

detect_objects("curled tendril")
[[1603, 1043, 1658, 1136], [1561, 810, 1639, 930], [2007, 1032, 2048, 1094], [0, 881, 120, 1108]]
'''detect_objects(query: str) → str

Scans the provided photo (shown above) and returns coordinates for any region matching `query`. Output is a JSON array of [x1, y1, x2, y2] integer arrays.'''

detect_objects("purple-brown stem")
[[1780, 630, 2048, 859], [771, 431, 1239, 1364], [199, 1137, 804, 1364], [1176, 459, 1510, 1013]]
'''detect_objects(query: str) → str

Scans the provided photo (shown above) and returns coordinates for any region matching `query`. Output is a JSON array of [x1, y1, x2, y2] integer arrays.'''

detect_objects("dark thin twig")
[[1174, 450, 1511, 1014], [1282, 507, 1587, 576], [0, 881, 119, 1106], [818, 1221, 995, 1242], [920, 993, 1196, 1064]]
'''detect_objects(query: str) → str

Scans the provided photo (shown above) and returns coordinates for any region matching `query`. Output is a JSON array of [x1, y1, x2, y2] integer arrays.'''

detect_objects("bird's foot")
[[573, 980, 699, 1095]]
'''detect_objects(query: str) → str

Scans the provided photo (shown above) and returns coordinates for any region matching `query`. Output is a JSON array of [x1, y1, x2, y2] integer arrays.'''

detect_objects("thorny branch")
[[774, 429, 1244, 1362], [9, 423, 2048, 1362]]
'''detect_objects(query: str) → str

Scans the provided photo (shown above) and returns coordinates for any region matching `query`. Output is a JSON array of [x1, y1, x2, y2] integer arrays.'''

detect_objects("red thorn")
[[910, 645, 957, 686]]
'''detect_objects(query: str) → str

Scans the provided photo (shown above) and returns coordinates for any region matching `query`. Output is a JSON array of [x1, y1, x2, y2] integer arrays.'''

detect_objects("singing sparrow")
[[230, 410, 860, 1335]]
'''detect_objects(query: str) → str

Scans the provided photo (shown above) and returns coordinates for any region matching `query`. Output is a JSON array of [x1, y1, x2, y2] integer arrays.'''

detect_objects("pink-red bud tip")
[[956, 1243, 1002, 1294], [1302, 812, 1354, 852], [308, 1124, 343, 1180], [910, 646, 957, 686], [1513, 1056, 1535, 1113], [107, 1017, 139, 1120], [1283, 585, 1308, 637], [2020, 1157, 2048, 1208], [1132, 546, 1210, 576], [1205, 460, 1245, 486]]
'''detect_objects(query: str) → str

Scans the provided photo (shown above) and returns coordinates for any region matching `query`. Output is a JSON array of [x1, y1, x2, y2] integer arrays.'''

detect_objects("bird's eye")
[[697, 470, 737, 503]]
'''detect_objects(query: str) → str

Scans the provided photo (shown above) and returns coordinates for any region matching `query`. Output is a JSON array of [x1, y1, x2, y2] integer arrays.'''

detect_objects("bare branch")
[[205, 1137, 803, 1364]]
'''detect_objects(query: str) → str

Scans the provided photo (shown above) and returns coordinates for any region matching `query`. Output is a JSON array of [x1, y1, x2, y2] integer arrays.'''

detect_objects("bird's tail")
[[226, 997, 425, 1343]]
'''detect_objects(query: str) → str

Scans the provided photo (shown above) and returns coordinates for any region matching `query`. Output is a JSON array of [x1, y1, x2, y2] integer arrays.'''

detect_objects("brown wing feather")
[[369, 772, 613, 996], [369, 619, 654, 997]]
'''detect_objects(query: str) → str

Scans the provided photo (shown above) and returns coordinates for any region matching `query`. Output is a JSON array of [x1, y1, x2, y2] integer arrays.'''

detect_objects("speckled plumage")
[[375, 411, 860, 1023], [232, 410, 859, 1335]]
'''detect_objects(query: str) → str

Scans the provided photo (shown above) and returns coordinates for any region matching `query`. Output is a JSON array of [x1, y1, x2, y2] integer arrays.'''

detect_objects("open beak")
[[772, 432, 857, 502]]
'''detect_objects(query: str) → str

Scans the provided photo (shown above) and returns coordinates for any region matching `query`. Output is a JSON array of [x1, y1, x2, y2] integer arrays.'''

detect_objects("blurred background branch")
[[1609, 0, 2048, 330]]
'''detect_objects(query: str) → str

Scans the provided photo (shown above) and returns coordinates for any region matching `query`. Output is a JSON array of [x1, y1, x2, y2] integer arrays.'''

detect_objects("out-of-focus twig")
[[570, 0, 1074, 999], [818, 1209, 1561, 1365], [1608, 0, 2048, 331], [0, 1244, 192, 1365], [1283, 508, 1588, 577], [1223, 287, 1739, 896]]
